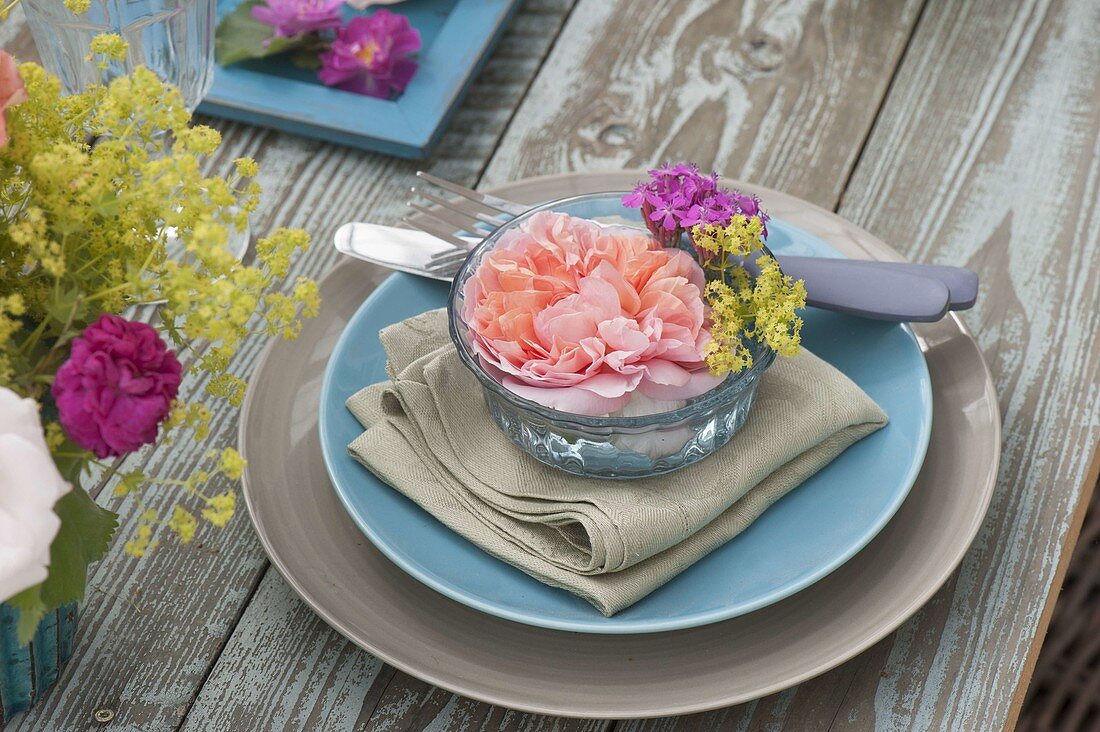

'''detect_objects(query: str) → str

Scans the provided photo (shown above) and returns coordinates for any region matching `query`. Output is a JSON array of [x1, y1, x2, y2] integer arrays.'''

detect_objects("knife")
[[335, 223, 975, 322]]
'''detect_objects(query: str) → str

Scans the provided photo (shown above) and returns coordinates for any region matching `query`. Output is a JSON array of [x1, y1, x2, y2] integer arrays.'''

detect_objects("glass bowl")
[[447, 192, 776, 479]]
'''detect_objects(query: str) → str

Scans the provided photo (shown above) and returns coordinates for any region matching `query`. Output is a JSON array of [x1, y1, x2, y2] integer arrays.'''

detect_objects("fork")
[[398, 172, 978, 322], [404, 172, 518, 272]]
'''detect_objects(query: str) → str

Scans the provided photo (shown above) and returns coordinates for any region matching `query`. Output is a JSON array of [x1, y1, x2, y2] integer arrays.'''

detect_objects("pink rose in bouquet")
[[250, 0, 344, 39], [463, 212, 722, 416]]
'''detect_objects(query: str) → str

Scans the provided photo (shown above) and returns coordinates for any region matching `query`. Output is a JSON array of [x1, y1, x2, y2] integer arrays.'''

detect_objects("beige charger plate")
[[239, 171, 1000, 718]]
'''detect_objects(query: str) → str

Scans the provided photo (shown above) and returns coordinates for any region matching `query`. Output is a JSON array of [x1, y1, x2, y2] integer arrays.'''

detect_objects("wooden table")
[[7, 0, 1099, 728]]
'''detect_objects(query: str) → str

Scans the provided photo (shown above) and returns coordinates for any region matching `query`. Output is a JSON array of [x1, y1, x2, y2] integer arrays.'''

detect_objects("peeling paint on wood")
[[482, 0, 926, 210], [619, 0, 1100, 728]]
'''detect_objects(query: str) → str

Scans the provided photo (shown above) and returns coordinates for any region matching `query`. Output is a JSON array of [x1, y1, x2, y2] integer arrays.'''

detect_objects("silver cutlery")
[[333, 172, 980, 323]]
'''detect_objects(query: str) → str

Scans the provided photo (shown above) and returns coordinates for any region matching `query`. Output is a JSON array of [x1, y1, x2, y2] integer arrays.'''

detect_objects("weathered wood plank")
[[617, 640, 895, 732], [181, 572, 608, 731], [616, 0, 1100, 728], [5, 2, 577, 729], [482, 0, 926, 210], [830, 0, 1099, 727]]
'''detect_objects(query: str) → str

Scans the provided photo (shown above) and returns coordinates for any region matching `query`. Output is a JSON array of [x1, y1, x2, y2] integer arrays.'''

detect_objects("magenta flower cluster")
[[318, 11, 421, 98], [622, 163, 768, 246], [52, 315, 182, 459], [249, 3, 421, 99], [251, 0, 343, 39]]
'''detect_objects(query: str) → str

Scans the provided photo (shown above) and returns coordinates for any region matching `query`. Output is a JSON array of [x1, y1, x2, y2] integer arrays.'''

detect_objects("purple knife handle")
[[776, 256, 979, 310], [762, 256, 952, 322]]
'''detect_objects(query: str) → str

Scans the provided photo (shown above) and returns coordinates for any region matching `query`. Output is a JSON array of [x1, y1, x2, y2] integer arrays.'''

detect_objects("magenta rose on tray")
[[318, 12, 421, 96], [215, 0, 421, 99], [249, 0, 344, 39]]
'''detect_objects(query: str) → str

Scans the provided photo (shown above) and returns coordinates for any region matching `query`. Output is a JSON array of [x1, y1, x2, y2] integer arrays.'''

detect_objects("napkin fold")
[[346, 309, 888, 616]]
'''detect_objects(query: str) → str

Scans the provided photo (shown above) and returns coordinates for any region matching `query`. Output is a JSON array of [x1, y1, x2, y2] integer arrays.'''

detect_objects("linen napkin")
[[346, 308, 888, 616]]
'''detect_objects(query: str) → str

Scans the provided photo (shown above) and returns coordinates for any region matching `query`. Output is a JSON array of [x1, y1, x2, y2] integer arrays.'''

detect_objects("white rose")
[[0, 386, 71, 602]]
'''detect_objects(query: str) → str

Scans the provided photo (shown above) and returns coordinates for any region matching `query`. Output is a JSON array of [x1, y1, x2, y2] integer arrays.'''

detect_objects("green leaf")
[[52, 446, 90, 484], [3, 483, 113, 646], [290, 47, 323, 70], [7, 585, 46, 645], [215, 0, 312, 66], [38, 487, 118, 610]]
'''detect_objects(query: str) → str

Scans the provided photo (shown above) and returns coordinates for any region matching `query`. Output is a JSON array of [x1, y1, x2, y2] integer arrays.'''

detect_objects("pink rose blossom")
[[0, 51, 28, 149], [52, 315, 182, 458], [251, 0, 343, 39], [463, 212, 722, 416], [318, 10, 420, 98]]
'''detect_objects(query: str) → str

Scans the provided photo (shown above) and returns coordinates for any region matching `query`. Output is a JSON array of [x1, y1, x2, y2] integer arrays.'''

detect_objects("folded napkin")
[[346, 309, 888, 616]]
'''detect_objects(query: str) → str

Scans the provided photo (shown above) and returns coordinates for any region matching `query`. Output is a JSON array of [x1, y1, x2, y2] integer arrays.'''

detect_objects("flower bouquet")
[[448, 165, 807, 477], [0, 33, 316, 713]]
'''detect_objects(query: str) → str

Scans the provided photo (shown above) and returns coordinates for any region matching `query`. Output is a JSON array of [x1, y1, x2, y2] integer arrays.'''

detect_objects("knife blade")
[[333, 222, 473, 281]]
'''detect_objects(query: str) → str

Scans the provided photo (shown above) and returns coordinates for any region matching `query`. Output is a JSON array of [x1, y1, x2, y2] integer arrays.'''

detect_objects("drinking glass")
[[22, 0, 248, 262], [21, 0, 216, 111]]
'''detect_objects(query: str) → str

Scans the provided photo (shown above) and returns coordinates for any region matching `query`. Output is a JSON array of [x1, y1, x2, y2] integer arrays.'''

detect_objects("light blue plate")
[[318, 217, 933, 634]]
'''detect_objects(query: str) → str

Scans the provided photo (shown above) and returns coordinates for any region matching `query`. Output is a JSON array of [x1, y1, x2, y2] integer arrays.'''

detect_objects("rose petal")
[[638, 368, 726, 401], [502, 377, 632, 416]]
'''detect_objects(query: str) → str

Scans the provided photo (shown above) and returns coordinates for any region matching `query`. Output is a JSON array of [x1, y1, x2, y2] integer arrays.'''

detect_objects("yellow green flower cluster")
[[691, 219, 807, 375], [0, 41, 317, 552], [114, 447, 244, 555]]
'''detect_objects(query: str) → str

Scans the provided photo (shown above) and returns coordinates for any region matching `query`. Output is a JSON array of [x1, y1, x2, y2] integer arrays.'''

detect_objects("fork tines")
[[406, 172, 528, 277], [414, 171, 527, 217]]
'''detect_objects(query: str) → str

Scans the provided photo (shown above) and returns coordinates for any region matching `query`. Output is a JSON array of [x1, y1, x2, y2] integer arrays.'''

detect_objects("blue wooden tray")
[[198, 0, 519, 158]]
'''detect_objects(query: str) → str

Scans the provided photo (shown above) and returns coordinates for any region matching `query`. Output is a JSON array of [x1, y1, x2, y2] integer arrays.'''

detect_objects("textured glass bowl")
[[447, 192, 776, 479]]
